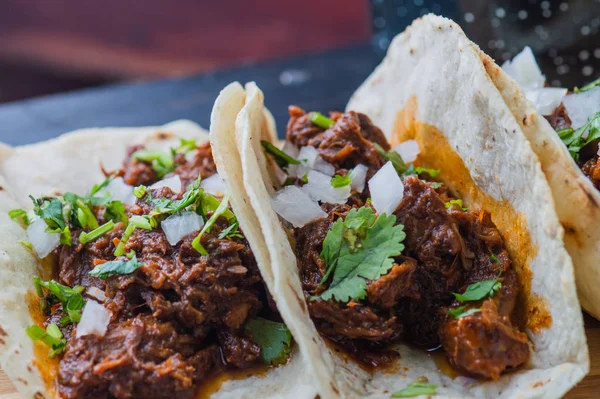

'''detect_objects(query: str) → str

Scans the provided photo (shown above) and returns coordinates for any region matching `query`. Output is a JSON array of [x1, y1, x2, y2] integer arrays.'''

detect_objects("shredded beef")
[[581, 156, 600, 189], [545, 103, 572, 131], [53, 145, 268, 399]]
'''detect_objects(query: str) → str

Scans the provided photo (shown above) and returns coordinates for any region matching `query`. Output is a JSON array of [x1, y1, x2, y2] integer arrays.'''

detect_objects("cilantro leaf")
[[192, 195, 231, 255], [453, 278, 502, 302], [132, 149, 175, 177], [245, 318, 293, 366], [391, 381, 438, 397], [574, 77, 600, 93], [133, 185, 147, 199], [33, 277, 85, 324], [557, 112, 600, 161], [309, 112, 335, 129], [445, 199, 467, 211], [319, 207, 406, 302], [261, 140, 300, 171], [490, 252, 500, 263], [27, 323, 66, 358], [374, 143, 408, 175], [30, 196, 65, 230], [447, 305, 481, 319], [79, 221, 115, 245], [8, 208, 31, 227], [218, 219, 244, 239], [89, 255, 143, 279], [331, 174, 352, 188]]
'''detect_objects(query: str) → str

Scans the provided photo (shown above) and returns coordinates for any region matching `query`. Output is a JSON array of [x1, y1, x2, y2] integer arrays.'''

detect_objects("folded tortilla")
[[476, 49, 600, 320], [0, 120, 317, 398], [234, 15, 589, 399]]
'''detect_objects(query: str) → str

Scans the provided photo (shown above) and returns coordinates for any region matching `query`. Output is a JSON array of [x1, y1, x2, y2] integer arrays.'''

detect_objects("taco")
[[0, 119, 318, 398], [477, 46, 600, 319], [234, 15, 588, 399]]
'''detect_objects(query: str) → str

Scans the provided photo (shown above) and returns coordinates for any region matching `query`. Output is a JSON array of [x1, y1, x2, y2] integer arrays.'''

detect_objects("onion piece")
[[76, 300, 112, 339], [271, 186, 327, 228], [501, 46, 545, 90], [301, 170, 351, 204], [524, 87, 568, 116], [348, 164, 368, 193], [295, 146, 335, 177], [368, 161, 404, 215], [201, 174, 228, 196], [282, 141, 299, 159], [96, 177, 136, 205], [161, 211, 204, 245], [27, 219, 60, 258], [394, 140, 420, 163], [563, 87, 600, 130], [86, 286, 106, 303], [150, 175, 182, 193]]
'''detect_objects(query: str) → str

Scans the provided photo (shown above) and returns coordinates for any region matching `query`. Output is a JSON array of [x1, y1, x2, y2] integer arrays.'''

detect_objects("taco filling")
[[502, 47, 600, 189], [262, 106, 530, 380], [10, 140, 292, 398]]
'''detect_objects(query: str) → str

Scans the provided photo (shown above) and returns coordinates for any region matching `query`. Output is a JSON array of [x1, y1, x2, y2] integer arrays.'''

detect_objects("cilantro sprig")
[[27, 323, 66, 358], [245, 318, 293, 366], [557, 112, 600, 161], [309, 112, 335, 129], [218, 219, 244, 239], [374, 143, 408, 175], [261, 141, 300, 171], [318, 207, 406, 302], [192, 194, 232, 255], [574, 77, 600, 93], [447, 306, 481, 319], [391, 380, 438, 398], [445, 199, 467, 211], [89, 255, 143, 279], [132, 138, 198, 177], [33, 277, 85, 324], [453, 277, 502, 302], [404, 164, 440, 178]]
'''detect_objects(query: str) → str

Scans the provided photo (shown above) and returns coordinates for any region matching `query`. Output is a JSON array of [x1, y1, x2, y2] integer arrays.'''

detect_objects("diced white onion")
[[502, 47, 568, 116], [201, 174, 228, 196], [76, 300, 112, 339], [563, 87, 600, 130], [368, 161, 404, 215], [524, 87, 568, 116], [27, 219, 60, 258], [150, 175, 182, 193], [394, 140, 420, 163], [295, 146, 335, 177], [501, 47, 546, 90], [160, 211, 204, 245], [271, 185, 327, 228], [301, 170, 351, 204], [86, 286, 106, 303], [282, 141, 299, 159], [95, 177, 136, 205], [349, 164, 368, 193]]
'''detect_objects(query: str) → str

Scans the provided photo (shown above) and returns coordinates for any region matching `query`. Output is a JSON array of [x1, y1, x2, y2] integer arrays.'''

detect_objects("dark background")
[[0, 0, 598, 105]]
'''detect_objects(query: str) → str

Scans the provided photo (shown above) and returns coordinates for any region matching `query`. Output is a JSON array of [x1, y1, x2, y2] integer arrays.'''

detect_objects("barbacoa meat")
[[290, 109, 530, 379], [51, 142, 270, 399]]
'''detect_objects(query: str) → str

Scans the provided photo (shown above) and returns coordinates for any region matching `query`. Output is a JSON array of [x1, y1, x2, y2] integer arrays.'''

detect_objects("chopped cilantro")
[[260, 140, 300, 171], [33, 277, 85, 324], [192, 195, 231, 255], [245, 318, 293, 366], [58, 226, 72, 246], [30, 196, 65, 230], [557, 112, 600, 161], [218, 219, 244, 239], [415, 166, 440, 177], [331, 174, 351, 188], [133, 185, 147, 199], [89, 255, 143, 279], [447, 305, 481, 319], [114, 215, 154, 256], [374, 143, 409, 175], [318, 207, 406, 302], [490, 252, 500, 263], [79, 221, 115, 245], [8, 208, 31, 227], [391, 381, 438, 397], [132, 149, 176, 177], [309, 112, 335, 129], [26, 323, 66, 358], [430, 182, 443, 189], [301, 173, 309, 183], [18, 240, 34, 252], [175, 138, 197, 153], [445, 199, 467, 211], [453, 278, 502, 302], [574, 77, 600, 93]]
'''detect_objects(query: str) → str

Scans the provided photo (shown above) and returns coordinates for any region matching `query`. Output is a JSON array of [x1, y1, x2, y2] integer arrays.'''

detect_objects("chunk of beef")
[[439, 270, 529, 380], [286, 105, 327, 147], [122, 145, 159, 186], [218, 331, 262, 368], [173, 142, 218, 188], [544, 103, 571, 131], [366, 259, 418, 308], [59, 316, 219, 399], [581, 155, 600, 190]]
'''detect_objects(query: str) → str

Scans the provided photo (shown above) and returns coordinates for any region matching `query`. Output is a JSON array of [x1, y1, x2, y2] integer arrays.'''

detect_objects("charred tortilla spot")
[[410, 48, 415, 55], [156, 131, 171, 140], [0, 185, 4, 191], [0, 325, 7, 336], [34, 392, 46, 399], [18, 377, 28, 385], [289, 283, 307, 312], [330, 382, 340, 395], [579, 180, 600, 209]]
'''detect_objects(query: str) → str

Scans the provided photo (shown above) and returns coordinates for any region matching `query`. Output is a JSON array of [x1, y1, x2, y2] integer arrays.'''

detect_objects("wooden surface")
[[0, 43, 597, 398]]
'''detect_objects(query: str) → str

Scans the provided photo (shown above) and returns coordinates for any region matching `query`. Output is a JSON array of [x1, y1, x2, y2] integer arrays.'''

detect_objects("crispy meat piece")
[[122, 145, 158, 186], [581, 155, 600, 190], [366, 259, 418, 308], [286, 105, 326, 147]]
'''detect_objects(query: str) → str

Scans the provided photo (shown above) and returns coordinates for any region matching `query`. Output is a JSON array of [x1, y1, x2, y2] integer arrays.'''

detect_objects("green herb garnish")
[[260, 140, 300, 171], [574, 77, 600, 93], [331, 174, 352, 188], [132, 138, 197, 177], [89, 255, 143, 279], [557, 112, 600, 161], [218, 219, 244, 239], [318, 207, 406, 302], [453, 278, 502, 302], [26, 323, 66, 358], [33, 277, 85, 324], [245, 318, 293, 366], [133, 185, 147, 199], [309, 112, 335, 129], [391, 381, 438, 397], [192, 195, 231, 255], [8, 208, 31, 227], [447, 305, 481, 319], [444, 199, 467, 211], [374, 143, 409, 175], [114, 215, 154, 256], [490, 252, 500, 263], [79, 221, 115, 245]]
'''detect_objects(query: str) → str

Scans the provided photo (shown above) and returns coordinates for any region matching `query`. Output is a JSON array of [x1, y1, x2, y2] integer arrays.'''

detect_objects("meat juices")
[[52, 143, 271, 399], [288, 107, 530, 379]]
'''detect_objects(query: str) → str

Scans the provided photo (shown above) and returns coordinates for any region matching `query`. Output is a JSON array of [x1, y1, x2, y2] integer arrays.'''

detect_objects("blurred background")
[[0, 0, 598, 104]]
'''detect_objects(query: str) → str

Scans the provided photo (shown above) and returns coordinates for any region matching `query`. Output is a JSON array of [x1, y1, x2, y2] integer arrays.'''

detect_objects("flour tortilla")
[[237, 14, 589, 399], [476, 49, 600, 320], [0, 120, 316, 398]]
